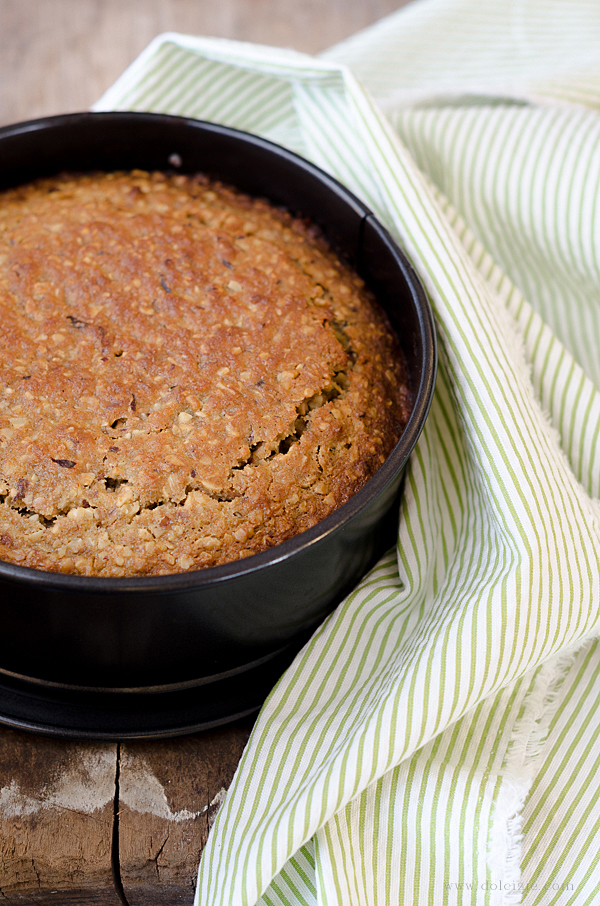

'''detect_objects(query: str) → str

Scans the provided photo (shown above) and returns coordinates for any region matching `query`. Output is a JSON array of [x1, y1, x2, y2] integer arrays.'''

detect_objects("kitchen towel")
[[95, 1, 600, 902]]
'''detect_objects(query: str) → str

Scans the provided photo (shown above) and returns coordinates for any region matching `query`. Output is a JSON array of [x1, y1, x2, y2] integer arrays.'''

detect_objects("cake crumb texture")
[[0, 170, 412, 576]]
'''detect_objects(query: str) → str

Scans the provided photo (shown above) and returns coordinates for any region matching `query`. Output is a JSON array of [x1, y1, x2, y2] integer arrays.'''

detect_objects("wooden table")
[[0, 1, 411, 902], [0, 720, 253, 904]]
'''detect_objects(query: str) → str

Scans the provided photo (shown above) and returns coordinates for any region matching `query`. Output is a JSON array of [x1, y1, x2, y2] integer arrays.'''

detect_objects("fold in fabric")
[[94, 3, 600, 902]]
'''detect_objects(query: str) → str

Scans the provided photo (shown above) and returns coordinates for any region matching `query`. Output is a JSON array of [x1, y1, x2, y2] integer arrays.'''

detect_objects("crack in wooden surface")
[[0, 722, 253, 903], [111, 744, 130, 906]]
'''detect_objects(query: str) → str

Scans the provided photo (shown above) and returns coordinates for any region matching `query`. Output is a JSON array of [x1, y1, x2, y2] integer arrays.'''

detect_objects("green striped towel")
[[94, 2, 600, 902]]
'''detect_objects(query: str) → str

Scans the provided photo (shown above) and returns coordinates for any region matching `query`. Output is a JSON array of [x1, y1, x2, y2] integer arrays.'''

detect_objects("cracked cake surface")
[[0, 169, 412, 576]]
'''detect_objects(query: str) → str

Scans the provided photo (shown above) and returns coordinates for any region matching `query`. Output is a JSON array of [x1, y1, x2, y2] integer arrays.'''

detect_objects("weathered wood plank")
[[0, 0, 410, 127], [0, 726, 120, 905], [118, 718, 253, 905]]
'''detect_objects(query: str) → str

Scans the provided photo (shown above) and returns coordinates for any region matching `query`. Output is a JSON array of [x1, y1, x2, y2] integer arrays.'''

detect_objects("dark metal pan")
[[0, 112, 436, 738]]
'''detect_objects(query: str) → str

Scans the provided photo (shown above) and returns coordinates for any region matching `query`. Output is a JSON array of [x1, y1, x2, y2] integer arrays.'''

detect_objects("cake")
[[0, 170, 412, 576]]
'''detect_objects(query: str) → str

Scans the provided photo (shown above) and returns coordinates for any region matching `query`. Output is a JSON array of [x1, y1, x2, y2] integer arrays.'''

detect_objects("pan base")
[[0, 646, 296, 739]]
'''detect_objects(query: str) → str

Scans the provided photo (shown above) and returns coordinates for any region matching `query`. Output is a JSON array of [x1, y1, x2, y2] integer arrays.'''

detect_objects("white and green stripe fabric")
[[94, 2, 600, 902]]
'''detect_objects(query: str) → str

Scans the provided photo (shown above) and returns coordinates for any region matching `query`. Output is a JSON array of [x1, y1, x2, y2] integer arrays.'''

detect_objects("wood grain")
[[0, 718, 253, 903], [0, 727, 120, 904], [118, 719, 253, 905], [0, 0, 410, 127]]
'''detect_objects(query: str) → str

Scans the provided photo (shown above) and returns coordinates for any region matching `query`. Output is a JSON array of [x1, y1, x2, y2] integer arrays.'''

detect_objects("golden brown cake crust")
[[0, 170, 412, 576]]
